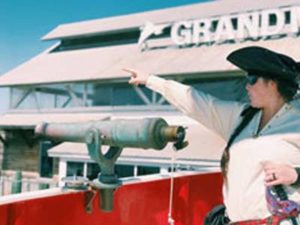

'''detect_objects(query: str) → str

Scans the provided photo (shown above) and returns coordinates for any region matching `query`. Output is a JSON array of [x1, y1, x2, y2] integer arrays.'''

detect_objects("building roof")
[[42, 0, 300, 40], [0, 112, 110, 129], [1, 37, 300, 87], [1, 0, 300, 87]]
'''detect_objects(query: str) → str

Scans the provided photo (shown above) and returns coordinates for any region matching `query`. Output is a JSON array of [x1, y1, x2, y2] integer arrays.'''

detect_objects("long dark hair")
[[275, 79, 298, 102], [220, 107, 259, 178]]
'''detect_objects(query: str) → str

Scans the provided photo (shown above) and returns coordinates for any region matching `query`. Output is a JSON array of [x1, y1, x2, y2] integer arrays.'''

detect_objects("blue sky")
[[0, 0, 210, 112]]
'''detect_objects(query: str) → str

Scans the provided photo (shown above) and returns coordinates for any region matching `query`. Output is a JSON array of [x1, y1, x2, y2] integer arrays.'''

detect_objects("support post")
[[11, 170, 22, 194]]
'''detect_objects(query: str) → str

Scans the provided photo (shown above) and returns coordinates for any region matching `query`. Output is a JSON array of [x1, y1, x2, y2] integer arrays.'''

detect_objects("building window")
[[87, 163, 101, 180], [66, 162, 84, 177], [10, 83, 93, 110], [9, 76, 246, 110], [115, 165, 134, 178], [51, 30, 140, 53], [137, 165, 160, 175], [39, 141, 55, 178], [82, 162, 158, 180], [185, 77, 247, 102], [93, 83, 157, 106]]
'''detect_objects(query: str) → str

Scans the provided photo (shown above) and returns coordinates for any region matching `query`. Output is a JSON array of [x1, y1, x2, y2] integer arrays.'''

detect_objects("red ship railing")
[[0, 171, 223, 225]]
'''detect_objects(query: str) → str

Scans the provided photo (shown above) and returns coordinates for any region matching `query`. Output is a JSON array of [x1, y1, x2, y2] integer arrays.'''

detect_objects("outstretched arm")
[[123, 68, 245, 140]]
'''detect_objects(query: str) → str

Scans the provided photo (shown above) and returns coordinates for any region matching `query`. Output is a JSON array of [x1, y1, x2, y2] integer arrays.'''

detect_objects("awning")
[[0, 112, 110, 129], [1, 37, 300, 87], [48, 122, 225, 164]]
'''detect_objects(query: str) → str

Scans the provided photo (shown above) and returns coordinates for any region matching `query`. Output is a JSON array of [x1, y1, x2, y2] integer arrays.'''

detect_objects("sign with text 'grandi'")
[[138, 6, 300, 47]]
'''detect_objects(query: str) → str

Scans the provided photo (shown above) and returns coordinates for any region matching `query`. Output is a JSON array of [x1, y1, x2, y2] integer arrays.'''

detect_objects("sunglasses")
[[246, 75, 259, 85]]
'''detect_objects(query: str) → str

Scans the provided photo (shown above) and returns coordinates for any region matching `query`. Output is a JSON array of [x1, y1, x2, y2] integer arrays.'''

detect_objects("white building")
[[0, 0, 300, 182]]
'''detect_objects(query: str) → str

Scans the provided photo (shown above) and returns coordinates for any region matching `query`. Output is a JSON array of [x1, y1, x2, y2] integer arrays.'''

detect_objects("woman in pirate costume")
[[124, 46, 300, 224]]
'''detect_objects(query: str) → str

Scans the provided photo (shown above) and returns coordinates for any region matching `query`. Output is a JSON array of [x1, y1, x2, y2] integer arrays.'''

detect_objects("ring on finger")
[[272, 173, 277, 181]]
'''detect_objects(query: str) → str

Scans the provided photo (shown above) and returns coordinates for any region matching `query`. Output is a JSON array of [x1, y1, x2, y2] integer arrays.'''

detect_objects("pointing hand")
[[123, 68, 150, 86]]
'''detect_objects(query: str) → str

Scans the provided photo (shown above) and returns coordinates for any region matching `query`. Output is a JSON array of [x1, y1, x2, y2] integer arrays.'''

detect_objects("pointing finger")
[[122, 68, 137, 75]]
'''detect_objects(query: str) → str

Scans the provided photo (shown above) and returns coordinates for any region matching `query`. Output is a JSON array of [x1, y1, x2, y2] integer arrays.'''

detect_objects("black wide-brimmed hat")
[[227, 46, 300, 83]]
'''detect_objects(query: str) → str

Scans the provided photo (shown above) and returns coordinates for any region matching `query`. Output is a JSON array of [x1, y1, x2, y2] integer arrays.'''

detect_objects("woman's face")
[[245, 76, 277, 108]]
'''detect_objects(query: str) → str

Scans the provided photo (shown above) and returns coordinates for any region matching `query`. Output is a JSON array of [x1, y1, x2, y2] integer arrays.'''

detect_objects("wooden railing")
[[0, 170, 58, 196]]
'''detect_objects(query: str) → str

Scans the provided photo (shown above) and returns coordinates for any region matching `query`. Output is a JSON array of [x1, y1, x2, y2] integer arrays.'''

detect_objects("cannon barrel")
[[35, 118, 184, 150], [35, 118, 187, 212]]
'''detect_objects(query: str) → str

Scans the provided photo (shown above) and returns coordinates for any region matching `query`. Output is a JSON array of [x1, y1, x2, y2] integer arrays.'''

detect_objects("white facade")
[[1, 0, 300, 180]]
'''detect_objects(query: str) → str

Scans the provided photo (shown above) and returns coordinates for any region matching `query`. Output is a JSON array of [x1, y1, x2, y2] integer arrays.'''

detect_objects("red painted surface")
[[0, 172, 223, 225]]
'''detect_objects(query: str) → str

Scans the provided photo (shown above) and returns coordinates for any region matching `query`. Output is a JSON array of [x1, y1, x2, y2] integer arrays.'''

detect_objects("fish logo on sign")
[[138, 21, 170, 50]]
